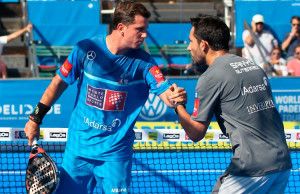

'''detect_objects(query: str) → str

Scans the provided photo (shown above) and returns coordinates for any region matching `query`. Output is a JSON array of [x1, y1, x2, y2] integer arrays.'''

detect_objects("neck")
[[206, 50, 228, 65], [106, 32, 128, 55]]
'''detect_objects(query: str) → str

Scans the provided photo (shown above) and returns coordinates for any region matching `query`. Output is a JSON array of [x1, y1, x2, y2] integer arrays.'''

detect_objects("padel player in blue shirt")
[[24, 2, 186, 193]]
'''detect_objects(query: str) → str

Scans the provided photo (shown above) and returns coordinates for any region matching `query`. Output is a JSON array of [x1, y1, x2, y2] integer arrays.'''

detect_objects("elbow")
[[188, 133, 205, 142]]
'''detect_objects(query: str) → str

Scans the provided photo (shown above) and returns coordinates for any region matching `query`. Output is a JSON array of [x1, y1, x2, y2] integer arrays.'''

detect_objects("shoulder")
[[128, 48, 154, 63], [242, 30, 250, 37], [262, 30, 275, 37], [287, 58, 299, 66], [77, 36, 102, 48]]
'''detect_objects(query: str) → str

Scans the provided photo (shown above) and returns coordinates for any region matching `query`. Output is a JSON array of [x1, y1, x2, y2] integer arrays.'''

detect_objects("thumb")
[[172, 83, 178, 91]]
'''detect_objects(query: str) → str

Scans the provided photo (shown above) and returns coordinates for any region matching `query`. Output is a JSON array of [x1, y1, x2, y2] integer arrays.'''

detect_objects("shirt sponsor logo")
[[0, 132, 9, 138], [246, 99, 275, 114], [87, 50, 96, 61], [192, 98, 200, 117], [241, 83, 267, 96], [229, 60, 260, 74], [163, 133, 180, 140], [49, 132, 67, 139], [149, 66, 165, 83], [60, 60, 73, 77], [111, 188, 128, 193], [86, 85, 127, 111], [84, 117, 121, 132], [135, 132, 143, 140]]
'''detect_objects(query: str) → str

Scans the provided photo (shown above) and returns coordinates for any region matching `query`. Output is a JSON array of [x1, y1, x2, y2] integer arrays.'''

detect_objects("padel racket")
[[26, 138, 59, 194]]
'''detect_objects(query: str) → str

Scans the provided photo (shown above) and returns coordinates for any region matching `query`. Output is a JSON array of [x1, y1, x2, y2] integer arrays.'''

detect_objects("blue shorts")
[[54, 151, 132, 194]]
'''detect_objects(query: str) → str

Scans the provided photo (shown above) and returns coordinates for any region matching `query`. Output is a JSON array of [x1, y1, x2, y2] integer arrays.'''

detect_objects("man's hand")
[[24, 120, 40, 146], [25, 24, 33, 33], [251, 21, 257, 33], [169, 84, 187, 106], [290, 26, 297, 38]]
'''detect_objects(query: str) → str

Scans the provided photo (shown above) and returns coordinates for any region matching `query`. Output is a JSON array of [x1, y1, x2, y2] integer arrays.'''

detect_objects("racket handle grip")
[[32, 137, 38, 146]]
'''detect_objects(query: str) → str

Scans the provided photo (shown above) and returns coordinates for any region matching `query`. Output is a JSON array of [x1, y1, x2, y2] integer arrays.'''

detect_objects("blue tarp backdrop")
[[27, 0, 108, 46], [235, 0, 300, 47], [1, 77, 300, 127]]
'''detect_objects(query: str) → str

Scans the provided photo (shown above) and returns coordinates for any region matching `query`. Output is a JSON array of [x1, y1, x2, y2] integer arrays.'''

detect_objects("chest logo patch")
[[87, 50, 96, 60], [86, 84, 127, 111]]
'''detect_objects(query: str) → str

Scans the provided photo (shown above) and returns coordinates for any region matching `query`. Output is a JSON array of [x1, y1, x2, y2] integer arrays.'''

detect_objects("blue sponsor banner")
[[1, 77, 300, 128]]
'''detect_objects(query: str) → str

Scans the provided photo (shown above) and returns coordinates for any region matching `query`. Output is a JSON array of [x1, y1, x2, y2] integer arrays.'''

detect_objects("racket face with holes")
[[26, 146, 59, 194]]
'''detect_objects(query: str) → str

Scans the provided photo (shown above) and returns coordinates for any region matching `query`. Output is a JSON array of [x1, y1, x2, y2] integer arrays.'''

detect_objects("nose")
[[187, 44, 191, 51], [141, 32, 147, 38]]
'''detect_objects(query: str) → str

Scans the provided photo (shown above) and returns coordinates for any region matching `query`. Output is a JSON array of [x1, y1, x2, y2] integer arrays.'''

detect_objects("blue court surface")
[[0, 151, 299, 193]]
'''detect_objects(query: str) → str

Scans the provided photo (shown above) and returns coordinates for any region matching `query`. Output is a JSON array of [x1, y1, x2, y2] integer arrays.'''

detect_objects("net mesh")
[[0, 141, 299, 194]]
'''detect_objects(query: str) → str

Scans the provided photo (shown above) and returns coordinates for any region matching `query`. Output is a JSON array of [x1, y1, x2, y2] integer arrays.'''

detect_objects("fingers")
[[169, 83, 178, 92], [24, 121, 39, 146], [26, 24, 33, 32], [169, 86, 187, 105]]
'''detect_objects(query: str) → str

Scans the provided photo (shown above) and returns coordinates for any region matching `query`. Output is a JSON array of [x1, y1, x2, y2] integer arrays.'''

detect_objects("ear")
[[200, 40, 209, 53], [116, 23, 126, 35]]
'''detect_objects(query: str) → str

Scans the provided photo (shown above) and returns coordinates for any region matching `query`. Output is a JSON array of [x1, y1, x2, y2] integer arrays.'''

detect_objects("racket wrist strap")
[[29, 102, 51, 124]]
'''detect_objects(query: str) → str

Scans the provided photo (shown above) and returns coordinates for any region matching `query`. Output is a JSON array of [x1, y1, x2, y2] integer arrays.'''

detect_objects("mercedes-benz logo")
[[87, 51, 96, 60], [140, 93, 167, 121]]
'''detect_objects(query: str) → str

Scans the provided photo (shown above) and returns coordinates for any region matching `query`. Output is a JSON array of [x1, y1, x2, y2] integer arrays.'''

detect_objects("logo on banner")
[[49, 132, 67, 139], [15, 130, 44, 140], [60, 60, 73, 77], [219, 134, 228, 140], [86, 85, 127, 111], [0, 132, 9, 138], [185, 133, 191, 140], [15, 131, 27, 139], [285, 133, 291, 140], [163, 133, 180, 140], [140, 93, 167, 120], [296, 133, 300, 140], [148, 132, 158, 140], [204, 132, 214, 140], [135, 132, 143, 140]]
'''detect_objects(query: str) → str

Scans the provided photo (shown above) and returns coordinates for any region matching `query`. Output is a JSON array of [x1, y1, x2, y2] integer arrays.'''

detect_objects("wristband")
[[29, 102, 51, 124], [174, 103, 186, 115]]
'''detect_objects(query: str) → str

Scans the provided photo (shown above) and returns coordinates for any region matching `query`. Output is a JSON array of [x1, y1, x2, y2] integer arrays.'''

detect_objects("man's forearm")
[[40, 75, 68, 107], [175, 105, 208, 142]]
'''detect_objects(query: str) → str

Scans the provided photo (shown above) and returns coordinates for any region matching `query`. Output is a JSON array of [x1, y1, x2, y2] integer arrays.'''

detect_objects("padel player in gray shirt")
[[169, 15, 292, 194]]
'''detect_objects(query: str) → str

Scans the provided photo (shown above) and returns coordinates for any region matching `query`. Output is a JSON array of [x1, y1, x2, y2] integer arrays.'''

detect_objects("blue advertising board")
[[0, 77, 300, 127]]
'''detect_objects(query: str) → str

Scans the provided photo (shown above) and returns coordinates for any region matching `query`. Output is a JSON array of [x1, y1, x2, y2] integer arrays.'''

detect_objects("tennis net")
[[0, 127, 299, 194]]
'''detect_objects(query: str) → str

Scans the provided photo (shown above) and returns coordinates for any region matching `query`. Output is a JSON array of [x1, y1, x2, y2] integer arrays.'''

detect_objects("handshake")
[[168, 84, 187, 113]]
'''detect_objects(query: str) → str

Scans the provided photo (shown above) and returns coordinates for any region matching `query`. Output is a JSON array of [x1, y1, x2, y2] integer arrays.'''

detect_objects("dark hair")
[[290, 16, 300, 23], [190, 15, 230, 51], [112, 1, 151, 30], [294, 44, 300, 52]]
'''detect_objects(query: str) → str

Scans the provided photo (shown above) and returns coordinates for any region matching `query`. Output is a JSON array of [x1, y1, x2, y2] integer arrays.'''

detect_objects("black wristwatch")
[[174, 103, 186, 114]]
